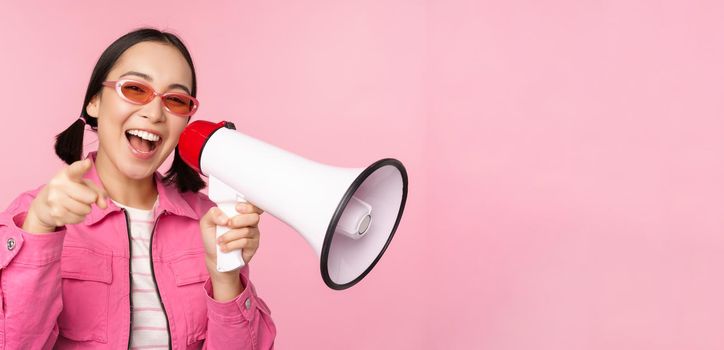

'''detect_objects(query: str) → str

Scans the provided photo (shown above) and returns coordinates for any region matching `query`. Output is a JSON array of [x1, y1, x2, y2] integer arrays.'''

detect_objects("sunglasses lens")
[[120, 81, 152, 103], [163, 94, 197, 116]]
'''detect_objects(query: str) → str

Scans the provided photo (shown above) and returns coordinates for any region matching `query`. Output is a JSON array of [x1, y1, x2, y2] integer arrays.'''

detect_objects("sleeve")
[[201, 265, 276, 350], [0, 186, 65, 349]]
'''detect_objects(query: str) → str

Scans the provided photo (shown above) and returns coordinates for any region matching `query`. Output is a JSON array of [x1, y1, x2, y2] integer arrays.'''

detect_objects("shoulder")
[[155, 173, 214, 219], [0, 184, 45, 226], [2, 184, 45, 215], [175, 189, 215, 218]]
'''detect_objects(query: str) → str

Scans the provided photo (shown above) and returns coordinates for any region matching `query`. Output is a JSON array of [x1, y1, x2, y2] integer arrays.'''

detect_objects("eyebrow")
[[118, 71, 192, 94]]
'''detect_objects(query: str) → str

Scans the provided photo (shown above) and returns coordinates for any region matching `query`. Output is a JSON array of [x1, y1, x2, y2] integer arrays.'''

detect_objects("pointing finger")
[[65, 159, 93, 182]]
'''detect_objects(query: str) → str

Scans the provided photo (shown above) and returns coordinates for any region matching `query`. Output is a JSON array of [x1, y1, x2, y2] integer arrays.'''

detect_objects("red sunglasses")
[[102, 79, 199, 118]]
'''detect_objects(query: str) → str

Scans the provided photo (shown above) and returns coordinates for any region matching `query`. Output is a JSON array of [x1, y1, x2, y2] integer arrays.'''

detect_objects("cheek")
[[165, 118, 189, 147], [95, 112, 125, 141], [98, 101, 133, 128]]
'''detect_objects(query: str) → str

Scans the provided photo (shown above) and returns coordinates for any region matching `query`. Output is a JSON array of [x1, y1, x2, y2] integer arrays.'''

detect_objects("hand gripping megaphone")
[[178, 120, 408, 290]]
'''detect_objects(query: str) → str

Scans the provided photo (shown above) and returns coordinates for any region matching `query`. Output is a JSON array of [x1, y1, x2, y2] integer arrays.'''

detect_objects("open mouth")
[[125, 129, 162, 154]]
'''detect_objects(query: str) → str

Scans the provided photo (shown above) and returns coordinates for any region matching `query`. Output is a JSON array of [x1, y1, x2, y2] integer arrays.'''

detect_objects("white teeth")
[[127, 129, 160, 142]]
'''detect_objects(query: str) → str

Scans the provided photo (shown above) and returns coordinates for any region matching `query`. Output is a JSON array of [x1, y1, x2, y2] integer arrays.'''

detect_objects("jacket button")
[[244, 297, 251, 310], [6, 238, 16, 251]]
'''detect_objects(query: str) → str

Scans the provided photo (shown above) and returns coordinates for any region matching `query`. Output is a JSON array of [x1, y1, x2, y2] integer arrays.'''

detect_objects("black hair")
[[55, 27, 205, 193]]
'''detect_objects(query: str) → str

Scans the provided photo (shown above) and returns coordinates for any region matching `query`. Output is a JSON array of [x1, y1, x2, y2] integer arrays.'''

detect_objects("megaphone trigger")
[[209, 175, 247, 272]]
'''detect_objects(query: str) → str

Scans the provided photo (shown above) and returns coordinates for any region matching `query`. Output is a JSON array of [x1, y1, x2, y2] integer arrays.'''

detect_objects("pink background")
[[1, 1, 723, 349]]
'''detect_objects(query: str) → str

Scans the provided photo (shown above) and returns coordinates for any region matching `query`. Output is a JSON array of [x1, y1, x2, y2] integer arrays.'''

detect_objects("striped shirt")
[[113, 198, 169, 349]]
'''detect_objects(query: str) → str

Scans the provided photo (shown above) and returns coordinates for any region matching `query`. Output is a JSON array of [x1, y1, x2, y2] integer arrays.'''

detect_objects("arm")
[[0, 187, 65, 349], [197, 201, 276, 349], [202, 265, 276, 350], [0, 160, 105, 349]]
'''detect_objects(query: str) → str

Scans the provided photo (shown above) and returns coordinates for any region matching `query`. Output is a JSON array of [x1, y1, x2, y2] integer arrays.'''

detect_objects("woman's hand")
[[23, 159, 108, 234], [199, 202, 265, 283]]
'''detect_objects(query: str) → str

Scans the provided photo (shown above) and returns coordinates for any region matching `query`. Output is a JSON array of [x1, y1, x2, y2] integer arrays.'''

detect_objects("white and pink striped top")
[[113, 198, 169, 350]]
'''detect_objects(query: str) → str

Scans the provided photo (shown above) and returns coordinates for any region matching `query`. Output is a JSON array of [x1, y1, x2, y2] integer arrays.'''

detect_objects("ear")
[[86, 93, 100, 118]]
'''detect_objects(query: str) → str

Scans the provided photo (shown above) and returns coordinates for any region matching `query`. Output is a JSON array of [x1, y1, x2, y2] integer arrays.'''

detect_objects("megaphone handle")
[[215, 199, 248, 272]]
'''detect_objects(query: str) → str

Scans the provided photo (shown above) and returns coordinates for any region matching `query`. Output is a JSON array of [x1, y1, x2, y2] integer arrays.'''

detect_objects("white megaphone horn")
[[178, 120, 408, 290]]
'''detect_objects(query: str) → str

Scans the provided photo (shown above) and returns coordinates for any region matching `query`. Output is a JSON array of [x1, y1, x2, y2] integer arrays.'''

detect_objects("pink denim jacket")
[[0, 152, 276, 349]]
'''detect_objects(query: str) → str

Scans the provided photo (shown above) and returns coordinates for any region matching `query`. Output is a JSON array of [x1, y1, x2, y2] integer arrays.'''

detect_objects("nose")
[[138, 93, 166, 123]]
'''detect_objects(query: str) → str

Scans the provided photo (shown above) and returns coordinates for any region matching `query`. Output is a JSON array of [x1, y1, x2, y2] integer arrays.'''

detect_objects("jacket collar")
[[82, 151, 199, 225]]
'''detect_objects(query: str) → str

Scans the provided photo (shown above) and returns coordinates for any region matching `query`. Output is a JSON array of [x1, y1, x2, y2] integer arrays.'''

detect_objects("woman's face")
[[86, 41, 194, 181]]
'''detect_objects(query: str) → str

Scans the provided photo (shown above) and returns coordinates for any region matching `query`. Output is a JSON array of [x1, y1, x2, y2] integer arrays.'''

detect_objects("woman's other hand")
[[23, 159, 108, 234]]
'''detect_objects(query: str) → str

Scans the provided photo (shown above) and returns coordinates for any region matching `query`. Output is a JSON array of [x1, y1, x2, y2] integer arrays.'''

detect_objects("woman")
[[0, 28, 276, 349]]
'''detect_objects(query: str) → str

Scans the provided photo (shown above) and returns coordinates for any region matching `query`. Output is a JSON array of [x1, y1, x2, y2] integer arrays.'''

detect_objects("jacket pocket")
[[57, 245, 113, 343], [169, 252, 209, 345]]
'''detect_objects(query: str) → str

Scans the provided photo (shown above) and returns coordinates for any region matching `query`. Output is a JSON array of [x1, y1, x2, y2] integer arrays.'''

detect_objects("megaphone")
[[178, 120, 408, 290]]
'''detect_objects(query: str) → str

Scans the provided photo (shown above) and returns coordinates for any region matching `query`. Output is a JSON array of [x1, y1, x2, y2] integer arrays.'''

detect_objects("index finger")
[[65, 159, 93, 182], [236, 202, 264, 215]]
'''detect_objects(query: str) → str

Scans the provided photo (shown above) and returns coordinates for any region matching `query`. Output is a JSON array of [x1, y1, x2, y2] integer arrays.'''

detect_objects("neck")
[[95, 151, 158, 210]]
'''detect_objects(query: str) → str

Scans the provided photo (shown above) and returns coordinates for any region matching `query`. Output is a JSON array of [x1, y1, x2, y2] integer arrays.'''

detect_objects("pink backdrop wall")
[[1, 1, 723, 349]]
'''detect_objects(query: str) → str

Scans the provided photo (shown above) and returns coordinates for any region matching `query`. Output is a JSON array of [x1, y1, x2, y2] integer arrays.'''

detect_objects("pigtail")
[[54, 116, 88, 165]]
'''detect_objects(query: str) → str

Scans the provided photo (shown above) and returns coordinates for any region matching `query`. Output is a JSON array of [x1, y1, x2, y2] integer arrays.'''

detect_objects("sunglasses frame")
[[102, 79, 199, 118]]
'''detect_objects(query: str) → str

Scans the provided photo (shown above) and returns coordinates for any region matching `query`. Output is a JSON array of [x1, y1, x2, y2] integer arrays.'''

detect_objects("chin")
[[119, 159, 160, 180]]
